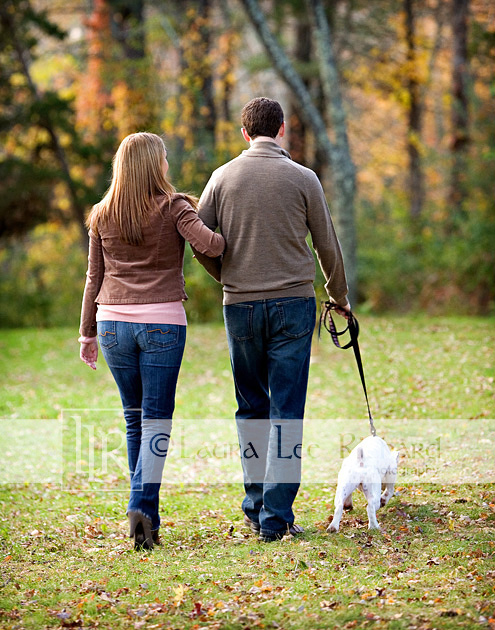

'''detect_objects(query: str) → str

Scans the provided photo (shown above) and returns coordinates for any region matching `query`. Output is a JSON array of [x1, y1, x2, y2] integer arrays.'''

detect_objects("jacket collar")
[[242, 141, 292, 160]]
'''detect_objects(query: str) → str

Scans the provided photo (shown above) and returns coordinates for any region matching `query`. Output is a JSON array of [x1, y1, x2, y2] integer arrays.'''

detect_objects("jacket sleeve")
[[171, 199, 225, 257], [79, 230, 104, 337], [306, 173, 349, 307]]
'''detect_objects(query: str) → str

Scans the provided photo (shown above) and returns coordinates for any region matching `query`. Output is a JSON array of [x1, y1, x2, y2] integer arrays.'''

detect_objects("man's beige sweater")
[[197, 141, 349, 307]]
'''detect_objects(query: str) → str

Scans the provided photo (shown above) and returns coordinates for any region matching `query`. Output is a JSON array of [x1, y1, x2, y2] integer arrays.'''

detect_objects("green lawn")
[[0, 316, 494, 629]]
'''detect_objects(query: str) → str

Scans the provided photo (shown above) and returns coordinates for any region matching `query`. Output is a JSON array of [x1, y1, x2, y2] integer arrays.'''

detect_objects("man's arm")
[[191, 249, 223, 282], [306, 173, 349, 308], [192, 175, 223, 283]]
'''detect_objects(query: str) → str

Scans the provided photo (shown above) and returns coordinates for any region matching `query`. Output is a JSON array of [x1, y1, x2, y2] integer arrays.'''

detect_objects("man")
[[195, 97, 350, 542]]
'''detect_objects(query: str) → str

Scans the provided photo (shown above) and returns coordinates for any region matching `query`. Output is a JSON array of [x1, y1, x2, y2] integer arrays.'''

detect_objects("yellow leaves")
[[58, 197, 71, 212], [407, 130, 427, 156], [173, 583, 188, 607], [360, 591, 377, 601], [250, 574, 274, 594], [439, 608, 464, 618], [10, 72, 27, 87]]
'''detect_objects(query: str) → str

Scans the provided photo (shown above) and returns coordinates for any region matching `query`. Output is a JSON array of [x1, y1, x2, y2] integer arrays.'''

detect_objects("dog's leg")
[[328, 481, 356, 533], [343, 494, 354, 511], [380, 482, 395, 507], [362, 482, 381, 530], [381, 452, 399, 507], [327, 503, 344, 533]]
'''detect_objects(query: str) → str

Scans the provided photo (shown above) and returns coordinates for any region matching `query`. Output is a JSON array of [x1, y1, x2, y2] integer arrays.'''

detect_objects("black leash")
[[318, 301, 377, 437]]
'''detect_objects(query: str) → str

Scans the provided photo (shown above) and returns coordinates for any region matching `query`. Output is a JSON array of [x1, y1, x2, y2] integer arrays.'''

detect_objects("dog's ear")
[[393, 450, 400, 464]]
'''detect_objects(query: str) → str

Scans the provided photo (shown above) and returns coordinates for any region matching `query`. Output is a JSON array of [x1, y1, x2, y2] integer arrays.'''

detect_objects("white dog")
[[327, 436, 399, 532]]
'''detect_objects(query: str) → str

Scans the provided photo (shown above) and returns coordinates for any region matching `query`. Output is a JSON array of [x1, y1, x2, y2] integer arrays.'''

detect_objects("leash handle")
[[319, 302, 376, 437]]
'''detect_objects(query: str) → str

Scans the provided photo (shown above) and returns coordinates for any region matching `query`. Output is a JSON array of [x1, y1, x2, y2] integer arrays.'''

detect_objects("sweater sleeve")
[[79, 230, 104, 337], [170, 198, 224, 257], [189, 178, 224, 282], [197, 175, 218, 231], [306, 173, 349, 307]]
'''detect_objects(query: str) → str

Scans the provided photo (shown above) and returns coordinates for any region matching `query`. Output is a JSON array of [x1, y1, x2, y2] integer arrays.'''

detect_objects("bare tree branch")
[[239, 0, 334, 159]]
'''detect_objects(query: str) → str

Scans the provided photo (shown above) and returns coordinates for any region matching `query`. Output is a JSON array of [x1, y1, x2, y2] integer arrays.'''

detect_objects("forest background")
[[0, 0, 494, 327]]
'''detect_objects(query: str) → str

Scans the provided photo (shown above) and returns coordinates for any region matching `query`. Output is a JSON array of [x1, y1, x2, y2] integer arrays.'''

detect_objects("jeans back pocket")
[[98, 321, 118, 348], [145, 324, 179, 349], [223, 304, 254, 341], [276, 298, 315, 339]]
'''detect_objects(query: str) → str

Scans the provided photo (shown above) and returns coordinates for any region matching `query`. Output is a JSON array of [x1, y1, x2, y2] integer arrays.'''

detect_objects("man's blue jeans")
[[223, 296, 316, 537], [97, 321, 186, 531]]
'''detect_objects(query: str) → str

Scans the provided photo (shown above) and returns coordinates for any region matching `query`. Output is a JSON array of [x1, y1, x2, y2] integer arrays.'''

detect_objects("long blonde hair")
[[87, 132, 196, 245]]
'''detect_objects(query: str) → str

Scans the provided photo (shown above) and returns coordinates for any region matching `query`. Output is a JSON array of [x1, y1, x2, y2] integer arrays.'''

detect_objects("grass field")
[[0, 316, 494, 629]]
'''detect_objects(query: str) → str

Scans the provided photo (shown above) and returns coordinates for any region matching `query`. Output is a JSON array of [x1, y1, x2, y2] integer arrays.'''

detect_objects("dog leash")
[[318, 301, 377, 437]]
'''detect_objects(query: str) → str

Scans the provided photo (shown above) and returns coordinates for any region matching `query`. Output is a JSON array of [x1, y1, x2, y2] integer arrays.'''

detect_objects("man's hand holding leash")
[[332, 303, 351, 320]]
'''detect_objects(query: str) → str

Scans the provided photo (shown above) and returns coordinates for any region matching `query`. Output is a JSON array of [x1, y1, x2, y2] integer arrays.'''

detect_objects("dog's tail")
[[357, 446, 364, 468]]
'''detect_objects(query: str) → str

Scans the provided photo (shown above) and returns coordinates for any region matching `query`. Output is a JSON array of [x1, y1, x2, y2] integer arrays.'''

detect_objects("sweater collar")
[[242, 141, 292, 160]]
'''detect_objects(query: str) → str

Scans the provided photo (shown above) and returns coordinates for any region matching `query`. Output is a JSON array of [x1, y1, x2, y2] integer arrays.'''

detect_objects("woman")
[[79, 132, 225, 550]]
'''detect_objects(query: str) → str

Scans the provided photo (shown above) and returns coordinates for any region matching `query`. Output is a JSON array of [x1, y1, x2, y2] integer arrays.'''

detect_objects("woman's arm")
[[171, 199, 225, 257], [79, 230, 104, 338]]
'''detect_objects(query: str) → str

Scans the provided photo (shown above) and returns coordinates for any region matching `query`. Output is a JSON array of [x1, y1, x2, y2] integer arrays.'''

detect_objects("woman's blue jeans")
[[223, 297, 316, 537], [97, 321, 186, 531]]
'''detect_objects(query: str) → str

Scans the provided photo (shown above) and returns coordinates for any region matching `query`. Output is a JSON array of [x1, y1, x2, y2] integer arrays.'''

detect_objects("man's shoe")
[[260, 523, 304, 542], [243, 514, 261, 534]]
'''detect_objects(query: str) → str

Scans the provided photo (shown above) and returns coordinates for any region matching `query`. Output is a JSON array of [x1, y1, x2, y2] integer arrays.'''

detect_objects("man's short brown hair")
[[241, 97, 284, 139]]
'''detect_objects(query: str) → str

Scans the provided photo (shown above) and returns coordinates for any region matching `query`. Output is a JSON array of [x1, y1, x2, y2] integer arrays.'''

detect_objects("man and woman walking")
[[79, 97, 349, 549]]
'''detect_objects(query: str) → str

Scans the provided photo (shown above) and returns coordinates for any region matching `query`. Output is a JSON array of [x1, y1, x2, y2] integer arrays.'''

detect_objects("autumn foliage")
[[0, 0, 494, 326]]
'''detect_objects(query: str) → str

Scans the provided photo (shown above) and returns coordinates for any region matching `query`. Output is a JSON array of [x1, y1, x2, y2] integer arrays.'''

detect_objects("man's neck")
[[251, 136, 280, 146]]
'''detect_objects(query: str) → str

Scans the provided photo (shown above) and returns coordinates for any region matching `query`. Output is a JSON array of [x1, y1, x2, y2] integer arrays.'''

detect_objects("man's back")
[[199, 141, 348, 306]]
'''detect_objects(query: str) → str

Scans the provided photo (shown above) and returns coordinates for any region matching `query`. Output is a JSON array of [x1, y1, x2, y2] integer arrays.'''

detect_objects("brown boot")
[[128, 511, 154, 550]]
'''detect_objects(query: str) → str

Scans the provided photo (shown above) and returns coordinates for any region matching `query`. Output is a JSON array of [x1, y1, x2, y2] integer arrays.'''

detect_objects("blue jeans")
[[97, 321, 186, 531], [223, 297, 316, 537]]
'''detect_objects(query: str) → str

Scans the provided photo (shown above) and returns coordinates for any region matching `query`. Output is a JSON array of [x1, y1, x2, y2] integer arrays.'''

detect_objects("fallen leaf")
[[320, 600, 339, 610], [427, 557, 440, 565]]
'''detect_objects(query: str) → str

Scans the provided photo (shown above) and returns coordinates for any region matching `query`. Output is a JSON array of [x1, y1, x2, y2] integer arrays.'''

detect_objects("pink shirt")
[[79, 302, 187, 343], [97, 301, 187, 325]]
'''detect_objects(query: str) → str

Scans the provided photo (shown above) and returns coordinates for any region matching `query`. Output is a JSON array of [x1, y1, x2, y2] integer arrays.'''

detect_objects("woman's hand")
[[79, 337, 98, 370]]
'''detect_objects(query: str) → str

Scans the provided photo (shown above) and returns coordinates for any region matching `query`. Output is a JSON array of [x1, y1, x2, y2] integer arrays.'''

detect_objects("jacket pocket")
[[98, 321, 118, 348]]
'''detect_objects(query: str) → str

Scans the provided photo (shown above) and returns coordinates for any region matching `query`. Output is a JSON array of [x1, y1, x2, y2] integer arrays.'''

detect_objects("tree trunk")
[[218, 0, 237, 123], [109, 0, 145, 60], [404, 0, 425, 220], [448, 0, 470, 218], [198, 0, 217, 136], [309, 0, 357, 303], [239, 0, 357, 304], [288, 20, 311, 165]]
